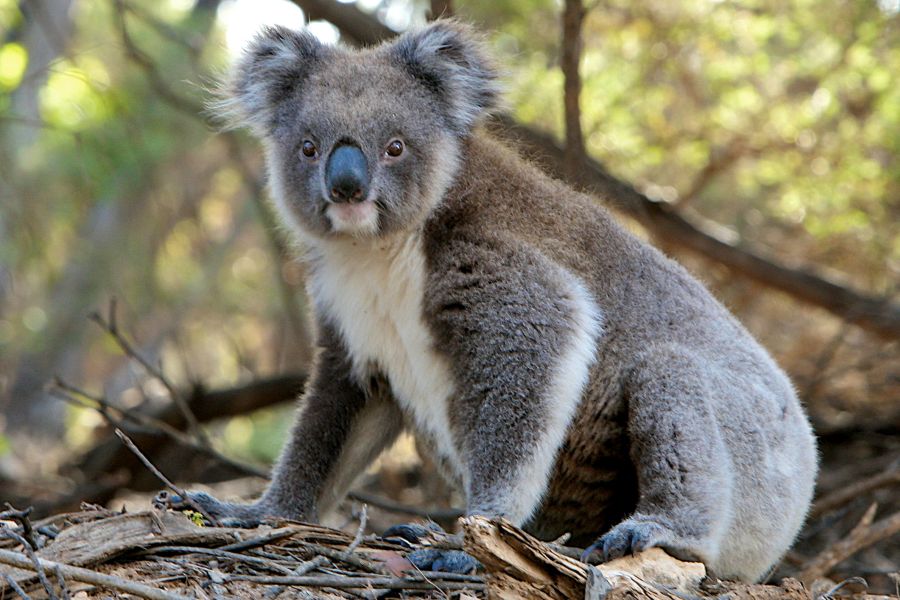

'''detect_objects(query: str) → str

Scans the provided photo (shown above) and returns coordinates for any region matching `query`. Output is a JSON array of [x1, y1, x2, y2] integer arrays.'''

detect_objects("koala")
[[162, 20, 818, 582]]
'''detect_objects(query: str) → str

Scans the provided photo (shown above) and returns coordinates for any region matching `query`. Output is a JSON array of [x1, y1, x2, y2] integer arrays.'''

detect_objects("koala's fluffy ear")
[[391, 20, 501, 134], [215, 25, 326, 134]]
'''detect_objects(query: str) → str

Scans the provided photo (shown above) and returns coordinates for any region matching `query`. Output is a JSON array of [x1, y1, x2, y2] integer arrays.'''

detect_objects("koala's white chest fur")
[[307, 232, 463, 477]]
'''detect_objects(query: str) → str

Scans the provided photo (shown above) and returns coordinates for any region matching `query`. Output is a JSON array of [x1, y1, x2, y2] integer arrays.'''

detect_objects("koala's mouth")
[[324, 197, 379, 236]]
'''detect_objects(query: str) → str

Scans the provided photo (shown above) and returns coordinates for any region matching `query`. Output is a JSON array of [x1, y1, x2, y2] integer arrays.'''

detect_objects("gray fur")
[[181, 20, 817, 582]]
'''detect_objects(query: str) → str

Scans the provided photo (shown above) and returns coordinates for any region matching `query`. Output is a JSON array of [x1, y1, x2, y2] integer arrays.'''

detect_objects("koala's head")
[[219, 20, 500, 239]]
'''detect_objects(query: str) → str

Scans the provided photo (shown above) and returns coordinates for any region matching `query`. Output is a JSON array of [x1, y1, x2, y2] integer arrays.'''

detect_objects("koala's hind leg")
[[584, 344, 733, 571]]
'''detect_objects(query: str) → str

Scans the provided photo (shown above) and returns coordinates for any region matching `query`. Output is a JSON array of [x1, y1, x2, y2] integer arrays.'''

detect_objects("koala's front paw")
[[581, 518, 671, 563], [407, 548, 482, 574], [153, 490, 264, 528]]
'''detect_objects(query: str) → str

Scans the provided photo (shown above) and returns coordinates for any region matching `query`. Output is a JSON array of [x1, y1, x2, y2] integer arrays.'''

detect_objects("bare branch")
[[491, 117, 900, 339], [89, 299, 207, 444], [113, 428, 221, 526], [276, 1, 900, 339], [811, 465, 900, 519], [561, 0, 587, 178], [798, 504, 900, 584], [0, 548, 192, 600]]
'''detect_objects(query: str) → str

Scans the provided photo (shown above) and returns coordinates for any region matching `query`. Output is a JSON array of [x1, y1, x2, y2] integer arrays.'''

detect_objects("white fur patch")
[[504, 274, 603, 525], [326, 199, 379, 235], [306, 233, 465, 481]]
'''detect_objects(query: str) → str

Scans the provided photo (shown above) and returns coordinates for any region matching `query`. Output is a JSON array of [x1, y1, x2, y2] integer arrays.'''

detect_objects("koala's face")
[[222, 22, 499, 239]]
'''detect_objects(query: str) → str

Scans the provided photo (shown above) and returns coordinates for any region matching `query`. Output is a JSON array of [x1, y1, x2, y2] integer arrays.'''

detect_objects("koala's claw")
[[581, 519, 668, 563], [382, 521, 444, 547], [152, 490, 263, 528], [407, 548, 482, 574]]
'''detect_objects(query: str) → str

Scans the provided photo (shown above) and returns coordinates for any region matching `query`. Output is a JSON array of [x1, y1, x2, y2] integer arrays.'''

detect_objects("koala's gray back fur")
[[420, 133, 817, 580], [197, 19, 818, 584]]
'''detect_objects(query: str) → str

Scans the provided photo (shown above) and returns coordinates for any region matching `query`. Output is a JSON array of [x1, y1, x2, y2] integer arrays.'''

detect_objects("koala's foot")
[[581, 517, 674, 563], [407, 548, 481, 574], [153, 490, 265, 528], [382, 522, 482, 574], [382, 522, 444, 547]]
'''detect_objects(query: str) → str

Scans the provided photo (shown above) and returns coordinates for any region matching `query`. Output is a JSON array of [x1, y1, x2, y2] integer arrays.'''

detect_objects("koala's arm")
[[160, 320, 402, 526], [424, 235, 601, 526]]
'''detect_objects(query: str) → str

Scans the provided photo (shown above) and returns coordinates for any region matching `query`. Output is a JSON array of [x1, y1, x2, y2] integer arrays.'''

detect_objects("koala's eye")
[[301, 140, 318, 159], [385, 139, 404, 158]]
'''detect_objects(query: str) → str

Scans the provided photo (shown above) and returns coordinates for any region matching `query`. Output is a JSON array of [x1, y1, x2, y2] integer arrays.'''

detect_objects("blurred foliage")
[[0, 0, 897, 469]]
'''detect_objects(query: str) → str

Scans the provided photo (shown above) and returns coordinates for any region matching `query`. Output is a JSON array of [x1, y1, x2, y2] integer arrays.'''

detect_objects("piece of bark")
[[1, 510, 241, 591], [461, 516, 707, 600], [38, 510, 241, 566]]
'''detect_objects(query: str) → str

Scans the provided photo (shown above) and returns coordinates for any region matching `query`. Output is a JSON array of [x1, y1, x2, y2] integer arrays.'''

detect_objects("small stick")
[[2, 573, 32, 600], [90, 298, 206, 444], [263, 555, 330, 599], [1, 504, 39, 550], [51, 379, 267, 479], [113, 429, 220, 526], [218, 527, 298, 553], [342, 504, 368, 560], [0, 548, 190, 600], [229, 574, 485, 591], [293, 542, 382, 572], [799, 503, 900, 584], [53, 566, 71, 600], [0, 529, 58, 600], [140, 545, 294, 574], [810, 466, 900, 519]]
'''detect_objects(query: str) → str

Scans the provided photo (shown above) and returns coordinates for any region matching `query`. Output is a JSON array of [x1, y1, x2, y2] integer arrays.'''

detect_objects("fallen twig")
[[1, 505, 40, 551], [228, 573, 485, 592], [0, 548, 191, 600], [799, 503, 900, 584], [342, 504, 368, 560], [0, 528, 59, 600], [2, 573, 33, 600]]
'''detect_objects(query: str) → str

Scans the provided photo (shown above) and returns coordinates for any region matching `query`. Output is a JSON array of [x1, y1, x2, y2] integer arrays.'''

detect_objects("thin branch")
[[1, 505, 39, 551], [810, 466, 900, 519], [113, 428, 221, 526], [111, 0, 203, 117], [490, 116, 900, 339], [50, 377, 268, 479], [341, 504, 368, 560], [561, 0, 587, 178], [0, 548, 191, 600], [799, 503, 900, 584], [2, 574, 32, 600], [89, 298, 207, 444], [227, 573, 485, 592], [0, 529, 58, 600]]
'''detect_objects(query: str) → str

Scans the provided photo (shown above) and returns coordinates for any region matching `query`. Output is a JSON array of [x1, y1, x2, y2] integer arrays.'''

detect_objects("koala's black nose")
[[326, 145, 369, 203]]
